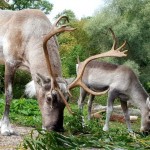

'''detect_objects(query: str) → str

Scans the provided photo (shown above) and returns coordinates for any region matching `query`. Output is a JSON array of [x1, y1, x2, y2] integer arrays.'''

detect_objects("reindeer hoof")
[[1, 131, 12, 136], [1, 130, 17, 136], [103, 125, 109, 131], [1, 128, 17, 136]]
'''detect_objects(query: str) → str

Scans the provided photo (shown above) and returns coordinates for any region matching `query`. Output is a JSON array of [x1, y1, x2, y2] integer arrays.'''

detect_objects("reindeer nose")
[[47, 126, 65, 132], [140, 127, 150, 136]]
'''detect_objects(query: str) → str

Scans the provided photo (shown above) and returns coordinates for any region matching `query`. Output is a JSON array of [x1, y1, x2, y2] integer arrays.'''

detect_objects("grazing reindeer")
[[0, 9, 76, 135], [0, 9, 127, 136], [77, 31, 150, 133]]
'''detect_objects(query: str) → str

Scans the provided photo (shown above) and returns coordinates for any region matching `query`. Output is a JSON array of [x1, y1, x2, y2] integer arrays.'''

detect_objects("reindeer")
[[76, 30, 150, 133], [0, 9, 75, 135], [0, 9, 127, 136]]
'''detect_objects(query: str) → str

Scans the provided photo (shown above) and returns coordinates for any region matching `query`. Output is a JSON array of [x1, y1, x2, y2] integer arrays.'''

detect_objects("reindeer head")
[[36, 21, 127, 132], [140, 97, 150, 133], [36, 74, 69, 131]]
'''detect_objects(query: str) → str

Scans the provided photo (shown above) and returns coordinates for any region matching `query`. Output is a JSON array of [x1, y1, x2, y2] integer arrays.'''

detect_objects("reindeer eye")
[[47, 96, 51, 102]]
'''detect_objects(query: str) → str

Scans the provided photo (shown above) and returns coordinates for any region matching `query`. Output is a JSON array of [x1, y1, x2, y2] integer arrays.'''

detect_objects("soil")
[[0, 124, 34, 150]]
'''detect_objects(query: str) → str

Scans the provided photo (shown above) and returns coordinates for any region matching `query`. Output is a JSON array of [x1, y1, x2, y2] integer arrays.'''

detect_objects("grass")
[[0, 95, 150, 149], [22, 114, 150, 150], [0, 96, 42, 128]]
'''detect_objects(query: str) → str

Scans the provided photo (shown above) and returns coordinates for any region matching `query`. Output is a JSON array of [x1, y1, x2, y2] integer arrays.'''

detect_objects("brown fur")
[[0, 9, 68, 135]]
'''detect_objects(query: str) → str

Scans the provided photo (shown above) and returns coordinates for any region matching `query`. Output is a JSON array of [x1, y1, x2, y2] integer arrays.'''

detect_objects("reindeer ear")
[[36, 73, 51, 87], [65, 77, 75, 85], [146, 97, 150, 109]]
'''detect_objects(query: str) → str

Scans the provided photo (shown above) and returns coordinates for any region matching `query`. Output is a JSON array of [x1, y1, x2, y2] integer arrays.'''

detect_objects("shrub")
[[123, 60, 140, 76], [21, 113, 150, 150], [13, 70, 31, 98], [0, 64, 31, 98], [61, 45, 88, 77]]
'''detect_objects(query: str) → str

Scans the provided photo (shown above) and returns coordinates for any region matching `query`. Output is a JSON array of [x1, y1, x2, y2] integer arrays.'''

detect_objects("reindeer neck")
[[26, 37, 62, 81], [130, 79, 149, 109]]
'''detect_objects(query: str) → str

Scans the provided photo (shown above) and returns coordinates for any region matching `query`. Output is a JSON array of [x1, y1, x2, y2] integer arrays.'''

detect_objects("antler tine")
[[53, 16, 69, 26], [109, 28, 127, 57], [57, 88, 74, 114], [109, 28, 118, 50], [43, 17, 76, 44], [116, 40, 126, 51], [68, 30, 128, 95]]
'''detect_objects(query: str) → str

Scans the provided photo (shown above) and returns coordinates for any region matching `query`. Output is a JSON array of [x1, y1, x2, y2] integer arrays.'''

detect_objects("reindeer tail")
[[25, 80, 36, 98]]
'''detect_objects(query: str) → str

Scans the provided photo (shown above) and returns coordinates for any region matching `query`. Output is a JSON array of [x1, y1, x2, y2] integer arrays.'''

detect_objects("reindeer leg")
[[120, 100, 132, 132], [103, 89, 116, 131], [78, 87, 87, 112], [77, 88, 87, 127], [0, 62, 16, 136], [87, 94, 95, 120]]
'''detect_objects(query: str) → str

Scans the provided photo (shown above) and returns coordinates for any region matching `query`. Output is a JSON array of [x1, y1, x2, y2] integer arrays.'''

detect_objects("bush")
[[123, 60, 140, 76], [13, 70, 31, 98], [21, 112, 150, 150], [62, 45, 88, 77], [140, 66, 150, 93], [0, 98, 41, 127], [0, 65, 31, 98]]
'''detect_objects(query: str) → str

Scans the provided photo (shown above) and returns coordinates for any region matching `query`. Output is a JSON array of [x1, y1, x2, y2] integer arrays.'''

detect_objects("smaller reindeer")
[[77, 30, 150, 133]]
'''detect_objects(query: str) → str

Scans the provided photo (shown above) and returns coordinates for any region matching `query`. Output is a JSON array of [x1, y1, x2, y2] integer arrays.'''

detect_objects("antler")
[[68, 29, 128, 95], [43, 15, 75, 88], [43, 16, 76, 114]]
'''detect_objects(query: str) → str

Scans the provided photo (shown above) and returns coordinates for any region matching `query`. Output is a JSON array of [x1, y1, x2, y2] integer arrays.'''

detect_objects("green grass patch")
[[0, 96, 150, 149], [22, 112, 150, 150], [0, 97, 42, 128]]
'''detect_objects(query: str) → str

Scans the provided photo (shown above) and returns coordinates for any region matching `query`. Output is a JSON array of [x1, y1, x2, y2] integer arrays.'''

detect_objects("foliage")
[[59, 32, 77, 56], [0, 95, 150, 149], [0, 65, 31, 98], [54, 9, 76, 24], [123, 60, 140, 76], [70, 19, 91, 50], [58, 32, 77, 77], [13, 70, 31, 98], [84, 0, 150, 88], [0, 97, 41, 127], [140, 66, 150, 92], [0, 0, 10, 9], [65, 110, 86, 134], [21, 109, 150, 150], [62, 45, 87, 76], [10, 0, 53, 14], [59, 19, 91, 77], [59, 30, 88, 77], [86, 0, 150, 62]]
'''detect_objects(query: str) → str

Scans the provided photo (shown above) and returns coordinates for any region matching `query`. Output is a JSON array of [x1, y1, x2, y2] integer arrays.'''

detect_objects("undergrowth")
[[0, 97, 42, 128], [0, 96, 150, 149], [21, 111, 150, 150]]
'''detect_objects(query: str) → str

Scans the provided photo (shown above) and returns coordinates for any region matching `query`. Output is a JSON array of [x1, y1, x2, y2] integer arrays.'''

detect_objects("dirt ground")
[[0, 125, 33, 150]]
